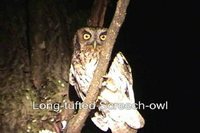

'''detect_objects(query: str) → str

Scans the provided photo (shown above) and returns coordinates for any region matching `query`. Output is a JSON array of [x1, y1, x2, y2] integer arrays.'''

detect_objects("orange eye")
[[83, 33, 91, 40], [100, 35, 106, 41]]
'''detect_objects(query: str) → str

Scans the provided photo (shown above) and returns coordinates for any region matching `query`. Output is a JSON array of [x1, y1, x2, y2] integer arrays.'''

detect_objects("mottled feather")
[[92, 52, 145, 132]]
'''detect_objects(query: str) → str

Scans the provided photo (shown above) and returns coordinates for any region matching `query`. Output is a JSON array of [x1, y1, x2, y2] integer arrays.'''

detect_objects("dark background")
[[85, 0, 176, 132], [82, 0, 199, 133], [1, 0, 199, 133], [114, 0, 199, 133]]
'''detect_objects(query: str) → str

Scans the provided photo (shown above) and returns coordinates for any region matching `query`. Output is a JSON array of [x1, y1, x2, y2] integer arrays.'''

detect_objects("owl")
[[69, 27, 144, 132], [69, 27, 107, 100], [91, 52, 145, 132]]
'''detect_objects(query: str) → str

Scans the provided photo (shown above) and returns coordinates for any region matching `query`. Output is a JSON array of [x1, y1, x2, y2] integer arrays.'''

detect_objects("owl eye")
[[100, 35, 106, 41], [83, 33, 91, 40]]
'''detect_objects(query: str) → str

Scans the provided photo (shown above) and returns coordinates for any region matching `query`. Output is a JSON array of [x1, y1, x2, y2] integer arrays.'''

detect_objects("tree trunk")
[[0, 0, 88, 132]]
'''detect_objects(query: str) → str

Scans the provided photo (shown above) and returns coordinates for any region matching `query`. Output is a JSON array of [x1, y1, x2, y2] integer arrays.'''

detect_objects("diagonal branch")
[[66, 0, 130, 132]]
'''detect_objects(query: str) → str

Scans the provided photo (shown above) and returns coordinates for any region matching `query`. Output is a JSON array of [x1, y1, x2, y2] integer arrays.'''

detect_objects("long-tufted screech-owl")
[[69, 27, 144, 132], [69, 27, 107, 100]]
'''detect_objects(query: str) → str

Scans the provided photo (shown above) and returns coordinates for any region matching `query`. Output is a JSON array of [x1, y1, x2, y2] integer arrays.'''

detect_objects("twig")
[[65, 0, 130, 132]]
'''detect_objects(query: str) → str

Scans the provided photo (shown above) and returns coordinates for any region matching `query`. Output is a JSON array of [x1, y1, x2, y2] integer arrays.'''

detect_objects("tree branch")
[[87, 0, 108, 27], [66, 0, 130, 132]]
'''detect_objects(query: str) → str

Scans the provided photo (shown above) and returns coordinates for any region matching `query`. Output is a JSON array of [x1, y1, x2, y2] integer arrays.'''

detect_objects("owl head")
[[73, 27, 108, 51]]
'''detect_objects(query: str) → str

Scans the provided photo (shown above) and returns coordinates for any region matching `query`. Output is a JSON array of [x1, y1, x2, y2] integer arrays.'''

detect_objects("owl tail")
[[91, 112, 109, 132], [125, 109, 145, 129], [109, 120, 137, 133]]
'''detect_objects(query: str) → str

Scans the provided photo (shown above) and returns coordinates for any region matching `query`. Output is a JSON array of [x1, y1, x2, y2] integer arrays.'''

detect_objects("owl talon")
[[97, 96, 103, 100]]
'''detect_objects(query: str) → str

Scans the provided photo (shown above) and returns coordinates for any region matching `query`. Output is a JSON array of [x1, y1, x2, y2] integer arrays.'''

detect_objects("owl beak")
[[93, 41, 97, 49]]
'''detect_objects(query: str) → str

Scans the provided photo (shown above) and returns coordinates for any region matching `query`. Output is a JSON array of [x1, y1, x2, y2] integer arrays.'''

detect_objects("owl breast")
[[69, 27, 107, 100], [71, 50, 100, 95]]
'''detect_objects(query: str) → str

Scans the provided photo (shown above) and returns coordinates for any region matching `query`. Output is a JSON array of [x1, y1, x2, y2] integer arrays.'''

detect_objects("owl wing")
[[69, 52, 98, 101], [106, 52, 135, 102], [100, 52, 135, 104], [92, 52, 145, 131], [69, 64, 86, 100]]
